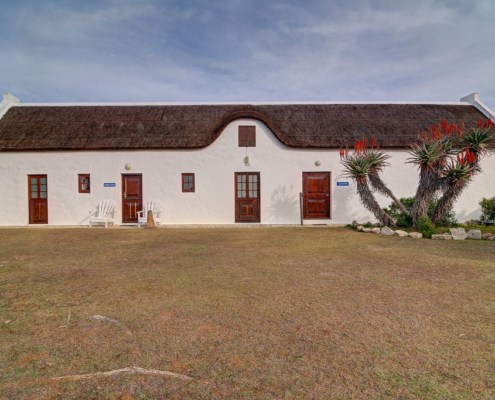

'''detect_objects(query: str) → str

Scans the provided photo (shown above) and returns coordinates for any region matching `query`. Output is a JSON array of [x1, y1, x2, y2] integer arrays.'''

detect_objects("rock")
[[432, 234, 452, 240], [409, 232, 423, 239], [351, 220, 358, 227], [467, 230, 482, 240], [365, 221, 373, 226], [372, 222, 381, 227], [449, 228, 467, 240], [381, 226, 395, 236], [482, 233, 492, 239], [371, 228, 381, 234], [362, 228, 372, 233], [357, 225, 364, 231], [394, 230, 409, 237]]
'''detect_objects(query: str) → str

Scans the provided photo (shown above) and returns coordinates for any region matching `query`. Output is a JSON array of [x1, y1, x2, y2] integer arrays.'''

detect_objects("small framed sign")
[[337, 182, 349, 186], [104, 183, 116, 187]]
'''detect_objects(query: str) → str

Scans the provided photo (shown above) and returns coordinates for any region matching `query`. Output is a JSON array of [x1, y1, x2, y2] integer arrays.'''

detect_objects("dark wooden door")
[[29, 175, 48, 224], [235, 172, 260, 223], [122, 174, 142, 223], [303, 172, 330, 219]]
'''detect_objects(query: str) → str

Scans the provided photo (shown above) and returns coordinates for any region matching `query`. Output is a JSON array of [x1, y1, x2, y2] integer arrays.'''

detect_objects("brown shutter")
[[238, 126, 256, 147]]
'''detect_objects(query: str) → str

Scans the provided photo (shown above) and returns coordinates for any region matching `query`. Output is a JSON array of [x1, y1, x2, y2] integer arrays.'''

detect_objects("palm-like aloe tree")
[[408, 136, 454, 226], [366, 149, 409, 215], [430, 160, 474, 223], [431, 123, 495, 223], [341, 153, 397, 227]]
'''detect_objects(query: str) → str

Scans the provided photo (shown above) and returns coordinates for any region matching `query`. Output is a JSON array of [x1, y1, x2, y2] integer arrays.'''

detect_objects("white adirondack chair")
[[137, 201, 162, 227], [89, 200, 116, 228]]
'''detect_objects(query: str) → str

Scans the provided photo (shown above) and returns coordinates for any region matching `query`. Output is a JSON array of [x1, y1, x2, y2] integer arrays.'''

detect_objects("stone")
[[357, 225, 364, 231], [449, 228, 467, 240], [362, 228, 372, 233], [351, 220, 358, 227], [381, 226, 395, 236], [394, 230, 409, 237], [365, 221, 373, 226], [371, 228, 381, 234], [467, 229, 482, 240], [409, 232, 423, 239], [432, 234, 452, 240], [482, 233, 492, 239], [372, 222, 381, 227]]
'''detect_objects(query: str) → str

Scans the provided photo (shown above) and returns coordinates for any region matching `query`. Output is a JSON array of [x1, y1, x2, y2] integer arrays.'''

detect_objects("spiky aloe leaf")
[[458, 127, 495, 159], [407, 136, 453, 171], [340, 153, 371, 185]]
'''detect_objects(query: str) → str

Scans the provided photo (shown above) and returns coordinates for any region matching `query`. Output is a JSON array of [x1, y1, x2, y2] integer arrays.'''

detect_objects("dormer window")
[[239, 126, 256, 147]]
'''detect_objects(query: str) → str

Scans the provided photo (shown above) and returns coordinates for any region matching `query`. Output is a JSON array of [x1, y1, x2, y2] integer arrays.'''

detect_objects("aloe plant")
[[340, 143, 397, 227], [366, 149, 409, 215]]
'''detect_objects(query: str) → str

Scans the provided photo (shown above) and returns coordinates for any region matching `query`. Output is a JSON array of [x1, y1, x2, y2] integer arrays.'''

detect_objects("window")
[[239, 126, 256, 147], [182, 173, 195, 192], [78, 174, 90, 193]]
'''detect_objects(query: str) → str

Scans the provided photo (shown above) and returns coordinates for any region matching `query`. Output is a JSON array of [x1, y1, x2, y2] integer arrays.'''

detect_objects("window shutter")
[[239, 126, 256, 147]]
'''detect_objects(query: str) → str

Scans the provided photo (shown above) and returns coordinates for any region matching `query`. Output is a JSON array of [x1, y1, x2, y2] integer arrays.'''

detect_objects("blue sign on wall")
[[337, 182, 349, 186], [104, 183, 116, 187]]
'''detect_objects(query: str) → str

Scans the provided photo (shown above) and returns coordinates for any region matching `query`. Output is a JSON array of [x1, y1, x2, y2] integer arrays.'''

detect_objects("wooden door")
[[303, 172, 330, 219], [122, 174, 142, 223], [29, 175, 48, 224], [235, 172, 260, 223]]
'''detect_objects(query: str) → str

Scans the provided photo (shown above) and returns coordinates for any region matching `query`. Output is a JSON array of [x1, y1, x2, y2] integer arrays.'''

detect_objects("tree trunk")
[[145, 210, 156, 229], [430, 183, 465, 224], [357, 180, 397, 227], [412, 169, 440, 225], [368, 171, 409, 215]]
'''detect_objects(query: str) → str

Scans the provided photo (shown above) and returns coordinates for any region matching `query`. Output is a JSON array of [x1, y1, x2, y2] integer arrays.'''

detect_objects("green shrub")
[[415, 216, 437, 238], [383, 196, 457, 228], [479, 197, 495, 224]]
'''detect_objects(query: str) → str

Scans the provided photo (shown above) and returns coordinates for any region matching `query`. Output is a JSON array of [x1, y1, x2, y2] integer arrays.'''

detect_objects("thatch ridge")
[[0, 103, 485, 151]]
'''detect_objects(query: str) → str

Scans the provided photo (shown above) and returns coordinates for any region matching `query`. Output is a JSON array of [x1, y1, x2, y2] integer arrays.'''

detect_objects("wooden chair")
[[89, 200, 116, 228], [137, 201, 162, 227]]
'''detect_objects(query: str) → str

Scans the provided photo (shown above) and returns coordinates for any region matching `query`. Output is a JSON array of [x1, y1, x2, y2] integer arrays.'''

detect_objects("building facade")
[[0, 93, 494, 226]]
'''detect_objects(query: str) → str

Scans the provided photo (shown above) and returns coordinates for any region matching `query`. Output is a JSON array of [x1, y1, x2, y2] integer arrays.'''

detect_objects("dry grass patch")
[[0, 227, 494, 398]]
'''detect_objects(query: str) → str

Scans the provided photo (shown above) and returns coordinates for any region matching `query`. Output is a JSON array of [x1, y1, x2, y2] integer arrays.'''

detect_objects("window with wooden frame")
[[238, 126, 256, 147], [78, 174, 90, 193], [182, 173, 195, 192]]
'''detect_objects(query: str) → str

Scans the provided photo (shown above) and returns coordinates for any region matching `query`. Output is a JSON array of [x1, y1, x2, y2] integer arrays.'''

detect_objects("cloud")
[[0, 0, 494, 110]]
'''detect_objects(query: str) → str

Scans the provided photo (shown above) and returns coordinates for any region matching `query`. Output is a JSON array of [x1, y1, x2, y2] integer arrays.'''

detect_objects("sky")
[[1, 0, 494, 109]]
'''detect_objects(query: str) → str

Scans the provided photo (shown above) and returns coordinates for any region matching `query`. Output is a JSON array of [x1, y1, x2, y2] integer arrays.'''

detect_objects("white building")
[[0, 92, 494, 226]]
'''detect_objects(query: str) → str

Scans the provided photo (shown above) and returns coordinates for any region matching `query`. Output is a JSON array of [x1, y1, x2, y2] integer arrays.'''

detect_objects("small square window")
[[239, 126, 256, 147], [182, 173, 195, 192], [78, 174, 90, 193]]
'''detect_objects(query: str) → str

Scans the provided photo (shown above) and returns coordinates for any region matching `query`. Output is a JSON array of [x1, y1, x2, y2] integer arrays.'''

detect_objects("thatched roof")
[[0, 103, 485, 151]]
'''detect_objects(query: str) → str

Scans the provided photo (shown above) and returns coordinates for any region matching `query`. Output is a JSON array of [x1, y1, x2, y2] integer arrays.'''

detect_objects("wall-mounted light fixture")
[[315, 160, 322, 166], [125, 163, 132, 170], [244, 156, 250, 164]]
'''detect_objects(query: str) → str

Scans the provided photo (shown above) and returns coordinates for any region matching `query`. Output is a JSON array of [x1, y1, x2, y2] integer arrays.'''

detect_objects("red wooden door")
[[303, 172, 330, 219], [29, 175, 48, 224], [122, 174, 142, 223], [235, 173, 260, 223]]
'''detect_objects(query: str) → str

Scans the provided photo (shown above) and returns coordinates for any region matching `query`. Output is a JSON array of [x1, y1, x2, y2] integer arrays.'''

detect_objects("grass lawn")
[[1, 227, 494, 399]]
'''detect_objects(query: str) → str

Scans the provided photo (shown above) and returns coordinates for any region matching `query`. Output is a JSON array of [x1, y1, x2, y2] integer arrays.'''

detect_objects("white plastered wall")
[[0, 118, 494, 226]]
